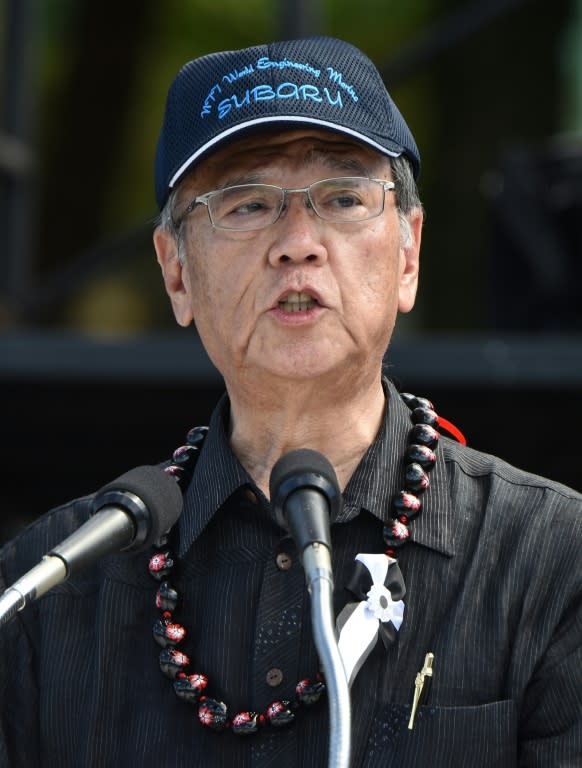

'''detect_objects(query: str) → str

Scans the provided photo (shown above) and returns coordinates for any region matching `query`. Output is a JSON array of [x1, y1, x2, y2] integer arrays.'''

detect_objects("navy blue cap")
[[155, 36, 420, 209]]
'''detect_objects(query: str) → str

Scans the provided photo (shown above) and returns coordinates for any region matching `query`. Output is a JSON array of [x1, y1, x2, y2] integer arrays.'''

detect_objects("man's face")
[[154, 129, 422, 391]]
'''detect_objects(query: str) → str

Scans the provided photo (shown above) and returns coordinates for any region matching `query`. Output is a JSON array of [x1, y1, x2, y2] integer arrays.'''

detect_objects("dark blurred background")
[[1, 0, 581, 542]]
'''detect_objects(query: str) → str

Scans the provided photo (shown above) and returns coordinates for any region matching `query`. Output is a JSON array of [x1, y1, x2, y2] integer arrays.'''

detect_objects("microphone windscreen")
[[269, 449, 341, 530], [93, 465, 183, 549], [270, 448, 336, 494]]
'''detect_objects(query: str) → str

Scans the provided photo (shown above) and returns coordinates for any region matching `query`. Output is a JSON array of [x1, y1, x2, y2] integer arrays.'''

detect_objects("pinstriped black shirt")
[[0, 379, 580, 767]]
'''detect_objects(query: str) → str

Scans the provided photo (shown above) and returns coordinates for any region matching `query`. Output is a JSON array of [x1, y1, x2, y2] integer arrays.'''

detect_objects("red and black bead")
[[405, 443, 436, 470], [173, 673, 208, 703], [383, 518, 411, 548], [409, 395, 434, 410], [159, 647, 190, 679], [392, 490, 422, 521], [153, 618, 187, 648], [172, 445, 200, 466], [164, 464, 186, 482], [295, 678, 325, 705], [231, 711, 261, 735], [148, 551, 174, 581], [404, 462, 430, 493], [155, 581, 179, 612], [186, 426, 209, 447], [266, 700, 295, 728], [411, 406, 439, 428], [399, 392, 417, 406], [198, 698, 229, 731], [410, 423, 440, 448]]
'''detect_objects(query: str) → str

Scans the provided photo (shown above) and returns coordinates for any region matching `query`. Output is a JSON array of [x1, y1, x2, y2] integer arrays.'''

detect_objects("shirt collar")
[[342, 378, 455, 557], [177, 379, 455, 558], [177, 395, 253, 556]]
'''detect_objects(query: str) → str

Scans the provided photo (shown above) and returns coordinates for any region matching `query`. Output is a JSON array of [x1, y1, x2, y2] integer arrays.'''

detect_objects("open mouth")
[[278, 291, 319, 312]]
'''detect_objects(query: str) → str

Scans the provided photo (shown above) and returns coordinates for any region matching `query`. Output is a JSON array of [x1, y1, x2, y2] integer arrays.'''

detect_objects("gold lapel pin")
[[408, 652, 434, 730]]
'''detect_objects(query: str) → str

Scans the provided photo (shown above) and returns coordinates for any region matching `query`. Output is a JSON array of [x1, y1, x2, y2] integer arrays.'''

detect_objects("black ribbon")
[[340, 558, 406, 649]]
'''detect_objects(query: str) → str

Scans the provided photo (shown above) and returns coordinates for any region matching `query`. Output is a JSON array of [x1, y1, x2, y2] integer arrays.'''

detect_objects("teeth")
[[278, 291, 317, 312]]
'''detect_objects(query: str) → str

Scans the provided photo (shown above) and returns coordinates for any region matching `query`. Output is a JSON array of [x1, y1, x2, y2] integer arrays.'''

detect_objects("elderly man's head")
[[152, 38, 423, 393]]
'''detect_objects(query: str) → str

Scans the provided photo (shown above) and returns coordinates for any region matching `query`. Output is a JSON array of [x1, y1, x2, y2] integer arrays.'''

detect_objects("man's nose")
[[267, 191, 329, 266]]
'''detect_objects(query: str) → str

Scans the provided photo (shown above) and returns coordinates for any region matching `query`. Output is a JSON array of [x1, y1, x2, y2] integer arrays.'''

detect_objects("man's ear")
[[153, 226, 194, 327], [398, 207, 423, 314]]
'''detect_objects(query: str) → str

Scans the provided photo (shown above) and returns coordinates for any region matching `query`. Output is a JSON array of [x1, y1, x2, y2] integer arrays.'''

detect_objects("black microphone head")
[[91, 465, 183, 551], [269, 448, 342, 533]]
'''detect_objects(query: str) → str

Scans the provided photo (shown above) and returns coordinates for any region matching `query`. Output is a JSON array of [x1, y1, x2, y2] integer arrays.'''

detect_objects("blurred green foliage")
[[35, 0, 440, 230], [3, 0, 577, 333]]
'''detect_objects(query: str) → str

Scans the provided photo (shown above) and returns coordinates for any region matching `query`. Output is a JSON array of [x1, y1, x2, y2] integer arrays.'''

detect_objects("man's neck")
[[225, 372, 387, 497]]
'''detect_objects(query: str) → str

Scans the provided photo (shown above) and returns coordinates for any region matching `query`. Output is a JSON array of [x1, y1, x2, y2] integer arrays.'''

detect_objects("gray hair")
[[158, 188, 178, 234], [389, 154, 422, 215], [158, 187, 188, 264], [157, 152, 422, 257], [389, 154, 422, 247]]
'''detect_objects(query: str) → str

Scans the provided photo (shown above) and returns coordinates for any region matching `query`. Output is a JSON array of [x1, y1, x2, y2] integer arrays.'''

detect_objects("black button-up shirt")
[[1, 380, 580, 766]]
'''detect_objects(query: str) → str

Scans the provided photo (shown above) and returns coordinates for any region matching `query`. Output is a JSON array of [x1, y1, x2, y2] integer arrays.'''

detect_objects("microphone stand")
[[269, 449, 352, 768], [303, 543, 351, 768], [0, 556, 66, 626]]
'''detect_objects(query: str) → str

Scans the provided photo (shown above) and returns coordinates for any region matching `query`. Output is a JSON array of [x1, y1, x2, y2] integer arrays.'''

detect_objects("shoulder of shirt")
[[439, 434, 582, 510], [0, 494, 93, 580]]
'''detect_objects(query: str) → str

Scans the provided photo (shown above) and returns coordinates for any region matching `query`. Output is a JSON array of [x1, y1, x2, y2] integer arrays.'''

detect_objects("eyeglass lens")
[[207, 177, 386, 231]]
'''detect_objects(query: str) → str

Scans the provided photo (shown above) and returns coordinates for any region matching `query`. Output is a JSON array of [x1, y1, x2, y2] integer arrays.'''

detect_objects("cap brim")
[[168, 115, 403, 190]]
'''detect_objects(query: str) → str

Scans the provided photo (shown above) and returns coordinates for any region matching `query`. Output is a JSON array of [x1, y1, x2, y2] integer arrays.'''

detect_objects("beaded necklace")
[[147, 392, 463, 735]]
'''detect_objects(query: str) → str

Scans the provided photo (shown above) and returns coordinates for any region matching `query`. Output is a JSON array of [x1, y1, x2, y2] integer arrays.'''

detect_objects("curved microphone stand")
[[270, 449, 351, 768], [303, 542, 351, 768]]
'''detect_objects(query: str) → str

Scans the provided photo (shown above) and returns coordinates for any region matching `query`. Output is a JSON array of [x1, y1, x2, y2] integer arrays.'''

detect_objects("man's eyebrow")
[[304, 148, 371, 175], [178, 173, 265, 200], [215, 173, 267, 189], [196, 150, 377, 193]]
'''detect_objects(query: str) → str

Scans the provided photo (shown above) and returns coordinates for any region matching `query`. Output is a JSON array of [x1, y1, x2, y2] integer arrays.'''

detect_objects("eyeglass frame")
[[171, 176, 396, 232]]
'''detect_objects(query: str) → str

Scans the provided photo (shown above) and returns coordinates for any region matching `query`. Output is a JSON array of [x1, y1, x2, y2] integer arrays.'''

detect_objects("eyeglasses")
[[173, 177, 396, 232]]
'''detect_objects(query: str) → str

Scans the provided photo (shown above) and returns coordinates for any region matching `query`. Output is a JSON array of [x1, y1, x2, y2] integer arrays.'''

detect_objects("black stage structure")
[[1, 332, 580, 543]]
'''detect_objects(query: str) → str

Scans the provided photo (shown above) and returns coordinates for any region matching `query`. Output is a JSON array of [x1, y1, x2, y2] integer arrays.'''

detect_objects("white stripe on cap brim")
[[168, 115, 401, 189]]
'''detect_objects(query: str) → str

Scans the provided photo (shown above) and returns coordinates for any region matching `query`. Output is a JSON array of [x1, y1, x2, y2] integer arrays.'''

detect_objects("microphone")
[[270, 448, 341, 586], [0, 465, 183, 627], [270, 449, 350, 768]]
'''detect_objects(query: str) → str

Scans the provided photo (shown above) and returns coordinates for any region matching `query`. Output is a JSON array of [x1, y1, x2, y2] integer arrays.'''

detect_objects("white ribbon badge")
[[337, 553, 405, 687]]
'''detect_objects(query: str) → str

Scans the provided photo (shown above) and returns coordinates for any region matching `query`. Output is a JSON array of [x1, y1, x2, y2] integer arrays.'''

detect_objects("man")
[[0, 36, 580, 767]]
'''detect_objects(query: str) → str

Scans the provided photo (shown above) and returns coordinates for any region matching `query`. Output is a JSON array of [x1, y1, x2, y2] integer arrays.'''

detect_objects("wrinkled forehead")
[[179, 127, 392, 192]]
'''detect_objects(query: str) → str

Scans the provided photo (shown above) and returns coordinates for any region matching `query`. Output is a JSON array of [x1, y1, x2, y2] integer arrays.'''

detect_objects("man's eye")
[[333, 194, 361, 208], [233, 200, 269, 215], [217, 194, 276, 222], [321, 192, 363, 208]]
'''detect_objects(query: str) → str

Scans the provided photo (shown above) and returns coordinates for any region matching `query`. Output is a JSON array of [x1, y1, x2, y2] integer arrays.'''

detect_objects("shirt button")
[[276, 552, 292, 571], [266, 668, 284, 687]]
